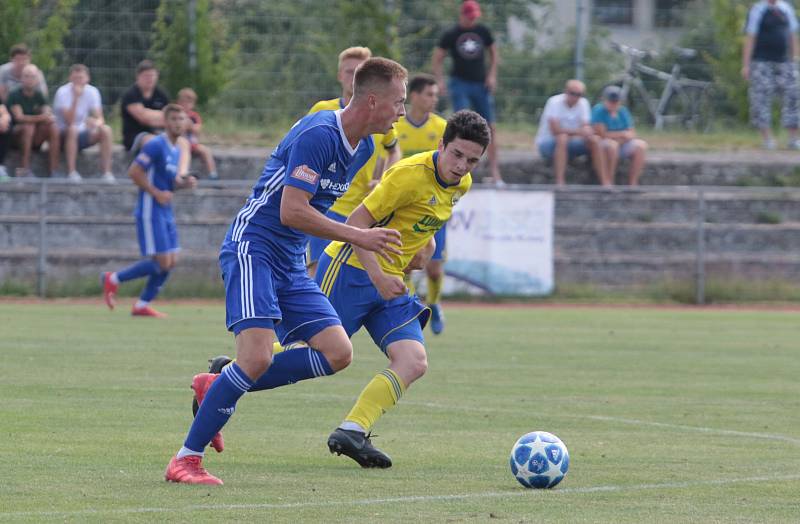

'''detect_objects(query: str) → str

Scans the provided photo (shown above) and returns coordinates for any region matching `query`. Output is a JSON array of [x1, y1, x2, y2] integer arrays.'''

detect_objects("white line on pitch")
[[3, 474, 799, 518]]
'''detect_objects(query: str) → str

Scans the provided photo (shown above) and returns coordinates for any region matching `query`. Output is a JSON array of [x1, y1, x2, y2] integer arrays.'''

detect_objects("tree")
[[150, 0, 236, 105]]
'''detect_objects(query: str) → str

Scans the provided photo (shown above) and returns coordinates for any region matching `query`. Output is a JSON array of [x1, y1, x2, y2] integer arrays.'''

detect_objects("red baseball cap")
[[461, 0, 481, 20]]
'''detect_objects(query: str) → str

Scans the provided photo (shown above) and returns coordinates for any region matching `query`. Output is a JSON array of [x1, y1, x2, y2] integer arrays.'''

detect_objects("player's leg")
[[131, 217, 177, 317], [14, 123, 35, 174], [328, 293, 430, 468], [63, 126, 80, 177], [195, 143, 218, 179], [167, 242, 279, 484], [602, 138, 619, 185], [427, 226, 447, 334]]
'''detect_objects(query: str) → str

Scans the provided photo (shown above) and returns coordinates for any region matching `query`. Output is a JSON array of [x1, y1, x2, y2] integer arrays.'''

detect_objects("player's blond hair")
[[338, 47, 372, 70], [352, 57, 408, 98]]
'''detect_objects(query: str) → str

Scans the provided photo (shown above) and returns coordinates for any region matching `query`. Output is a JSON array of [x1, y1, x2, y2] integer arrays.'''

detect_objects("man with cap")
[[591, 85, 648, 186], [432, 0, 503, 186], [535, 79, 609, 186]]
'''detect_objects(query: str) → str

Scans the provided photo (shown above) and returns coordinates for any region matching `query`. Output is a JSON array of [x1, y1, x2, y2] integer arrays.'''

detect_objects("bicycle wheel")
[[661, 84, 714, 131]]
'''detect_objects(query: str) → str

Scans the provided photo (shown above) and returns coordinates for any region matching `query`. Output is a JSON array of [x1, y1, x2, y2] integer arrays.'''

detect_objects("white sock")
[[110, 272, 120, 285], [134, 299, 149, 309], [339, 421, 367, 434], [176, 446, 204, 459]]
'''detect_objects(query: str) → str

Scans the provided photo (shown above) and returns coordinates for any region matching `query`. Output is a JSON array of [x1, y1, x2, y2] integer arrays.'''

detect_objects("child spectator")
[[176, 87, 218, 179]]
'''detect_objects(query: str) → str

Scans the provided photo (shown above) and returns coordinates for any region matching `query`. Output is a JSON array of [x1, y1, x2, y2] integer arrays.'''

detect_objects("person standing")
[[432, 0, 502, 185], [742, 0, 800, 149]]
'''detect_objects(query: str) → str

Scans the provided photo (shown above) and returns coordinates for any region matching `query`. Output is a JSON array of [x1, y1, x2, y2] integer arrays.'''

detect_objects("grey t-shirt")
[[0, 63, 49, 100]]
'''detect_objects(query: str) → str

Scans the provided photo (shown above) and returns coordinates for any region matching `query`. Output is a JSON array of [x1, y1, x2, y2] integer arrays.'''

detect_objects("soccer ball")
[[509, 431, 569, 489]]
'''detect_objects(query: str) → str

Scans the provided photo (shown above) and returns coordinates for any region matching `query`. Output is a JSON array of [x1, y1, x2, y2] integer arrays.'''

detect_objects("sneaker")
[[164, 455, 223, 485], [15, 168, 34, 179], [429, 303, 445, 335], [191, 373, 224, 453], [0, 166, 9, 182], [763, 138, 777, 150], [67, 171, 83, 183], [131, 304, 167, 318], [101, 272, 118, 310], [101, 172, 116, 183], [208, 172, 219, 180], [327, 428, 392, 468], [208, 355, 233, 374]]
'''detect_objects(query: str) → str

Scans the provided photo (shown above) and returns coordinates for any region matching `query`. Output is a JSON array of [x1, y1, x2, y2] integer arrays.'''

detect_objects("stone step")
[[4, 145, 800, 186], [3, 248, 798, 289]]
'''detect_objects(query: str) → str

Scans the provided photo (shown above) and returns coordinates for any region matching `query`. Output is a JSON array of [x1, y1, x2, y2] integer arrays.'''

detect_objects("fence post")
[[575, 0, 586, 81], [695, 188, 706, 305], [37, 180, 48, 298]]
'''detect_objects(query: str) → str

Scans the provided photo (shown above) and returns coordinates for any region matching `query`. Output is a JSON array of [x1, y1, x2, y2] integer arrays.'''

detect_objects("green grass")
[[1, 302, 798, 522]]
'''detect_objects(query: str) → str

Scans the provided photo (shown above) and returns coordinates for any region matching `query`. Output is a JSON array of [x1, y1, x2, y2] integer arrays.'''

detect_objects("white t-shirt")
[[535, 93, 591, 145], [53, 83, 103, 131]]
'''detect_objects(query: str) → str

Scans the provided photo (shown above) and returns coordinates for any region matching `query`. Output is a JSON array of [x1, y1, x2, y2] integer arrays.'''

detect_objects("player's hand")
[[374, 273, 408, 301], [355, 227, 402, 263], [403, 238, 436, 274], [178, 174, 198, 190], [154, 189, 173, 205], [485, 75, 497, 94]]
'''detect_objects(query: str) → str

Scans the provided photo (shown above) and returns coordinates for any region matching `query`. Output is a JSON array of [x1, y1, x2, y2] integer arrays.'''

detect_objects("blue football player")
[[101, 104, 196, 317], [165, 58, 408, 485]]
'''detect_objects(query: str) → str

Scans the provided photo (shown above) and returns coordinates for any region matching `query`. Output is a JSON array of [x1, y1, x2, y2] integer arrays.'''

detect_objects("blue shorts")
[[60, 128, 93, 151], [220, 240, 341, 341], [307, 210, 347, 264], [316, 249, 430, 353], [449, 77, 495, 123], [136, 213, 179, 256], [537, 137, 590, 160], [432, 225, 447, 261]]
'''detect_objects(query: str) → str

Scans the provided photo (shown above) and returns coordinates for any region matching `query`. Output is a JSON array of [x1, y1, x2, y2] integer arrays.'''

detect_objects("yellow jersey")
[[324, 151, 471, 277], [307, 97, 398, 216], [395, 112, 447, 158]]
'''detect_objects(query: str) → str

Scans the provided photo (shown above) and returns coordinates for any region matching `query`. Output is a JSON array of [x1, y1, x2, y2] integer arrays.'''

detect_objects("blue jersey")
[[133, 133, 181, 219], [225, 110, 374, 270]]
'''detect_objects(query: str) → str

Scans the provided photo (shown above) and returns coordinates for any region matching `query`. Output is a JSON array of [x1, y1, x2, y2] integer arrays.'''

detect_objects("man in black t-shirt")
[[120, 60, 170, 152], [742, 0, 800, 149], [433, 0, 502, 185]]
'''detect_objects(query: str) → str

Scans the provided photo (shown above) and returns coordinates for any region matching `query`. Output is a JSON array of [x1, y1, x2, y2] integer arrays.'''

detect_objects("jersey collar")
[[334, 109, 359, 156], [405, 113, 430, 128], [432, 151, 455, 189]]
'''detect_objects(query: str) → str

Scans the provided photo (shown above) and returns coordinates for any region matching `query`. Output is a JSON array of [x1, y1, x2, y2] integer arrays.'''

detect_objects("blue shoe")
[[429, 304, 445, 335]]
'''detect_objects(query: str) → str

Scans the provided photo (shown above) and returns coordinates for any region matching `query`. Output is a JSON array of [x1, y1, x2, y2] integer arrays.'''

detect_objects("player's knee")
[[407, 354, 428, 381], [325, 342, 353, 372]]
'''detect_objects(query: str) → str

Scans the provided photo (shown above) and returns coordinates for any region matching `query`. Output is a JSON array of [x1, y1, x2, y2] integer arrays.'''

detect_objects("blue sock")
[[117, 259, 160, 283], [140, 270, 170, 302], [184, 362, 253, 453], [250, 347, 334, 392]]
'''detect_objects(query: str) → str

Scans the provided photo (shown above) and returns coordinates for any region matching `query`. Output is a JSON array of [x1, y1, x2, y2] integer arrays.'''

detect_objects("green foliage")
[[150, 0, 236, 105], [0, 0, 76, 79]]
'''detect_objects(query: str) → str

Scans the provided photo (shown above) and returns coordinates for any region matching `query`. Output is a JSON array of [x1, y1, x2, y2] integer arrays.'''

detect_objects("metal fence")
[[2, 179, 799, 303]]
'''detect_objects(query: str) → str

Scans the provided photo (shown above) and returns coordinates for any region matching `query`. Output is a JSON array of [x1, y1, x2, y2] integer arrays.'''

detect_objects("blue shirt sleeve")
[[590, 104, 607, 126], [133, 138, 161, 171], [283, 126, 337, 194]]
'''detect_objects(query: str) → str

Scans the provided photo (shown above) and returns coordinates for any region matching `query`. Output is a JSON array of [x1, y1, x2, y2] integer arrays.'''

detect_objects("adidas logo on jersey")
[[428, 196, 437, 205], [327, 162, 337, 172]]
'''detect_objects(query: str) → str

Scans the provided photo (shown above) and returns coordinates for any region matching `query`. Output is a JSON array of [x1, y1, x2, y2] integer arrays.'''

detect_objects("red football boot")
[[191, 373, 225, 452], [131, 304, 168, 318], [164, 455, 223, 485], [101, 272, 118, 310]]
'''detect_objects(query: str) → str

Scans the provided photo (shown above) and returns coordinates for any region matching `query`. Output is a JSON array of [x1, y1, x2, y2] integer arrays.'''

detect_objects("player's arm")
[[432, 47, 448, 95], [280, 185, 401, 261], [346, 204, 408, 300], [403, 237, 436, 274], [486, 43, 499, 93], [176, 135, 191, 177], [128, 163, 172, 205]]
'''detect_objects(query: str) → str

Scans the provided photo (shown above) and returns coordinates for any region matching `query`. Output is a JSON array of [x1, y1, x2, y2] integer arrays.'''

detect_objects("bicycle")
[[601, 42, 714, 131]]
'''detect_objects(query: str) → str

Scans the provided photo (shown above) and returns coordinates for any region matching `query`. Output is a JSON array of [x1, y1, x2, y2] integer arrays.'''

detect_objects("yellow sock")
[[427, 275, 443, 305], [344, 369, 406, 431]]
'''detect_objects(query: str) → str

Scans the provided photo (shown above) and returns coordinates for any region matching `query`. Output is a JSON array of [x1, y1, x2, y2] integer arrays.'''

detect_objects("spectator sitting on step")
[[0, 104, 11, 181], [7, 64, 60, 178], [591, 86, 648, 186], [0, 44, 48, 103], [176, 87, 218, 180], [535, 79, 609, 186], [53, 64, 115, 183], [120, 60, 170, 153]]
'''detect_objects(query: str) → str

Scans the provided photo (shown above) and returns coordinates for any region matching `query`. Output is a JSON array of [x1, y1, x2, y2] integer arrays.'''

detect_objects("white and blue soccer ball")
[[509, 431, 569, 489]]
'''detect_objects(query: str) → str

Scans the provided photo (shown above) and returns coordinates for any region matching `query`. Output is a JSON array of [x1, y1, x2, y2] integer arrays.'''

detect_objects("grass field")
[[1, 301, 799, 523]]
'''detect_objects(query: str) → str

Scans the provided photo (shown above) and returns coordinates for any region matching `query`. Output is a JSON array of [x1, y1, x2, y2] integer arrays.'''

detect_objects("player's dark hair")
[[163, 103, 185, 117], [136, 59, 157, 75], [408, 74, 437, 94], [9, 44, 30, 58], [353, 57, 408, 98], [442, 110, 491, 150]]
